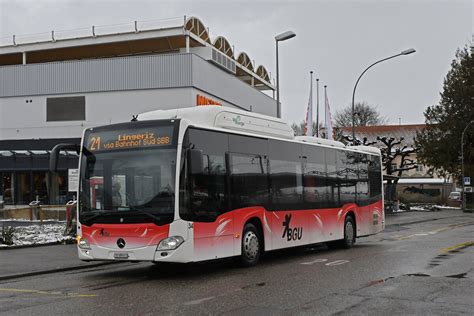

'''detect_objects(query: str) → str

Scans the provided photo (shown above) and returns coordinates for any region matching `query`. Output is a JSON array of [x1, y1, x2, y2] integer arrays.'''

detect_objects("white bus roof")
[[137, 106, 380, 155], [347, 145, 381, 155], [295, 136, 345, 149]]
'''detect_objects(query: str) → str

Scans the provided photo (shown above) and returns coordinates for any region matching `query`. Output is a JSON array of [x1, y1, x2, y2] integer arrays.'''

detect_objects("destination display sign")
[[85, 125, 174, 152]]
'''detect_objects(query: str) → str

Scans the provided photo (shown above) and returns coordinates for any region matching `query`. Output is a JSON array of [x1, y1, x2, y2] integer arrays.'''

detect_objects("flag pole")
[[310, 71, 313, 136], [324, 85, 334, 140], [316, 78, 319, 137], [305, 71, 314, 136], [324, 85, 327, 138]]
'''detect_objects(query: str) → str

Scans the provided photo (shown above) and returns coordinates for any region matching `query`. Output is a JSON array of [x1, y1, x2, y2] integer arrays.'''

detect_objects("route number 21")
[[90, 137, 101, 151]]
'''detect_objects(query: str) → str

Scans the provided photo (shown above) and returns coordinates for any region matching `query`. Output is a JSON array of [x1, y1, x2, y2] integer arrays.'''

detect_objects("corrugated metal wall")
[[192, 56, 277, 116], [0, 53, 193, 97]]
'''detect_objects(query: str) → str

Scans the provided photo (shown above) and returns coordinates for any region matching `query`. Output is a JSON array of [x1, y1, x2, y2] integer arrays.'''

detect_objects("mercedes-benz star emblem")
[[117, 238, 126, 249]]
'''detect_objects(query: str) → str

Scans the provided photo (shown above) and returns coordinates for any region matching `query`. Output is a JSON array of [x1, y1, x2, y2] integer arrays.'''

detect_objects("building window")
[[32, 172, 49, 204], [16, 172, 31, 204], [416, 165, 424, 172], [1, 173, 14, 205], [46, 96, 85, 122]]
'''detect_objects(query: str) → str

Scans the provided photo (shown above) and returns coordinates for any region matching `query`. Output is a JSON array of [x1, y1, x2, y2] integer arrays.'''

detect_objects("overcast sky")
[[1, 0, 472, 125]]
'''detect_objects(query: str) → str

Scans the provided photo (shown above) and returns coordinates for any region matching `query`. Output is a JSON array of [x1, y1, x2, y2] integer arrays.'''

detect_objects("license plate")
[[113, 252, 129, 259]]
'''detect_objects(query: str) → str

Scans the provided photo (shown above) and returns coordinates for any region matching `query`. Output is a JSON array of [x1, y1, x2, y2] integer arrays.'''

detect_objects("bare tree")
[[377, 137, 418, 177], [340, 134, 377, 146], [291, 120, 322, 136], [376, 136, 419, 206], [334, 102, 387, 127]]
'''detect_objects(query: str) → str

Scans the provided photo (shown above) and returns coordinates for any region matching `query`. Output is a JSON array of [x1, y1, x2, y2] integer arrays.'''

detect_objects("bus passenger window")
[[230, 154, 269, 210]]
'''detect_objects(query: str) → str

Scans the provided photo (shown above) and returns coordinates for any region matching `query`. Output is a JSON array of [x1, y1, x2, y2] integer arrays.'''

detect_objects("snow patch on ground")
[[397, 205, 461, 212], [0, 223, 74, 247], [0, 219, 65, 222], [433, 205, 461, 210]]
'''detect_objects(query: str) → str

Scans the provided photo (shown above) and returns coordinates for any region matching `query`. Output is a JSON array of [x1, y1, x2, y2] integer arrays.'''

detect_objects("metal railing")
[[0, 16, 184, 47]]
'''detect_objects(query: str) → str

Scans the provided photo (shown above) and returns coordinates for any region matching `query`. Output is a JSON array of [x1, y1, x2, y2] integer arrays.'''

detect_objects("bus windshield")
[[79, 121, 178, 225]]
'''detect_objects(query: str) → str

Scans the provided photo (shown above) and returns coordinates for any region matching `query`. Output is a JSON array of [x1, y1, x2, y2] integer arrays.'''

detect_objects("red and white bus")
[[51, 107, 384, 266]]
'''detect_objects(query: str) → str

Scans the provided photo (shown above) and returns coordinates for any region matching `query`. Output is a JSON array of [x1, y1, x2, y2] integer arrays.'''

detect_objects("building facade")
[[0, 17, 277, 205]]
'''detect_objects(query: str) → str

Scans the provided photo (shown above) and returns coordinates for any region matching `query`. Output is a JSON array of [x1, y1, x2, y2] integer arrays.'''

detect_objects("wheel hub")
[[243, 231, 259, 260], [345, 221, 354, 243]]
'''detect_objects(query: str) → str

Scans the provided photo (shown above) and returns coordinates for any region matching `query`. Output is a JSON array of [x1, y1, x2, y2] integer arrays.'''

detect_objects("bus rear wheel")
[[327, 215, 356, 249], [240, 223, 262, 267], [342, 216, 356, 248]]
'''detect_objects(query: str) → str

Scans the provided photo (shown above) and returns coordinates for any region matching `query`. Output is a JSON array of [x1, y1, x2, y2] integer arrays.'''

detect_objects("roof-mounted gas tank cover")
[[137, 107, 294, 139]]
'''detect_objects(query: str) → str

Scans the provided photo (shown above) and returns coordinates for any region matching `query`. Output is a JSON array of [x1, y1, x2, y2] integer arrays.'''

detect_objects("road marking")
[[325, 260, 350, 266], [300, 259, 350, 266], [0, 287, 97, 298], [183, 296, 216, 305], [300, 259, 328, 265], [440, 241, 474, 254], [183, 287, 244, 306]]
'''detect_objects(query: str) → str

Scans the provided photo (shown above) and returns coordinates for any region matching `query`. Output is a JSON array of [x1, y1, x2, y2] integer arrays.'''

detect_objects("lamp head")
[[401, 48, 416, 55], [275, 31, 296, 42]]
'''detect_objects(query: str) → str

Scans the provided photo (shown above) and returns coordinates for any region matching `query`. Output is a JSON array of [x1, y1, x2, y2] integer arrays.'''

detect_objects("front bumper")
[[78, 239, 193, 263]]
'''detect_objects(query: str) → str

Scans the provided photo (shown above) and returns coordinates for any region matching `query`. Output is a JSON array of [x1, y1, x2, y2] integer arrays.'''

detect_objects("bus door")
[[183, 128, 234, 261], [269, 160, 310, 249], [268, 140, 309, 249]]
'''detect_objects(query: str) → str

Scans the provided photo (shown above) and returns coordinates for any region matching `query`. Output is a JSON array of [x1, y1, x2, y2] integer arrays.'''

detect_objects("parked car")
[[448, 192, 462, 201]]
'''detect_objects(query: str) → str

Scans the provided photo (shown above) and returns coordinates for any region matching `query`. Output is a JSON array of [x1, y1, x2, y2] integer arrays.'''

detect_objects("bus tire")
[[341, 215, 356, 248], [240, 223, 262, 267], [327, 215, 356, 249]]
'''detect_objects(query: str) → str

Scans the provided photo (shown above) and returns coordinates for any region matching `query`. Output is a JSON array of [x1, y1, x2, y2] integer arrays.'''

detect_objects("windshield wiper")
[[130, 208, 172, 225], [80, 211, 115, 225]]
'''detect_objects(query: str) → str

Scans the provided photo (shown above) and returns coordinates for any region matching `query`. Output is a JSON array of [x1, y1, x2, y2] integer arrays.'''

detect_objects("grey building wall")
[[0, 88, 194, 140], [192, 56, 276, 116], [0, 53, 193, 97], [0, 52, 277, 140]]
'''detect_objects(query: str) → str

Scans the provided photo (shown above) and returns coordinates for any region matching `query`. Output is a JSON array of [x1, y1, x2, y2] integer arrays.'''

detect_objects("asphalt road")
[[1, 213, 473, 315]]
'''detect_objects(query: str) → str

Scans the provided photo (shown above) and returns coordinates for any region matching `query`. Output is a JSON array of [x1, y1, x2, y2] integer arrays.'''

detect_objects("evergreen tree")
[[415, 46, 474, 180]]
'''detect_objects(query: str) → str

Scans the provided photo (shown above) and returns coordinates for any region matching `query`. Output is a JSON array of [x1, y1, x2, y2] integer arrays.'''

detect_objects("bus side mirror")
[[49, 143, 81, 173], [188, 149, 204, 175]]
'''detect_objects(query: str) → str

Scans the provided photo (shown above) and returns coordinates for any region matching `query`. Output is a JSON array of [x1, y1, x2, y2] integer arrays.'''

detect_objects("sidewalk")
[[0, 244, 116, 281], [384, 208, 468, 227], [1, 209, 471, 281]]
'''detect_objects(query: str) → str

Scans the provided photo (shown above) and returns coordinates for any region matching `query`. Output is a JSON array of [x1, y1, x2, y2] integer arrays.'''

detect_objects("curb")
[[0, 261, 122, 282]]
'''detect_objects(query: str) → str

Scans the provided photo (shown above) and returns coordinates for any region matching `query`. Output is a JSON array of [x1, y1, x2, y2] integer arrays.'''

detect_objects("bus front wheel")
[[240, 223, 262, 267]]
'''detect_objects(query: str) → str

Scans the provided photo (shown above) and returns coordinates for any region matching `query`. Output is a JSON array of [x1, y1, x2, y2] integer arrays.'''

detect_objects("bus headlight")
[[77, 236, 91, 250], [157, 236, 184, 251]]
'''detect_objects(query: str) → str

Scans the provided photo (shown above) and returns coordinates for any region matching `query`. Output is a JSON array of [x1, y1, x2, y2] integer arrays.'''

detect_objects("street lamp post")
[[275, 31, 296, 119], [461, 120, 474, 210], [351, 48, 416, 143]]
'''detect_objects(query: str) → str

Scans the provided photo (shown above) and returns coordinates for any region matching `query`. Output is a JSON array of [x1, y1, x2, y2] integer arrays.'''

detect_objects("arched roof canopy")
[[185, 16, 211, 44], [213, 36, 234, 58], [256, 65, 270, 83], [236, 52, 254, 71]]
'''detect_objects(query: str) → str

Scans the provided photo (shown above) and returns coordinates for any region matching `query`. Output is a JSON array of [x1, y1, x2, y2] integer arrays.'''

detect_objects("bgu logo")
[[282, 214, 303, 241]]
